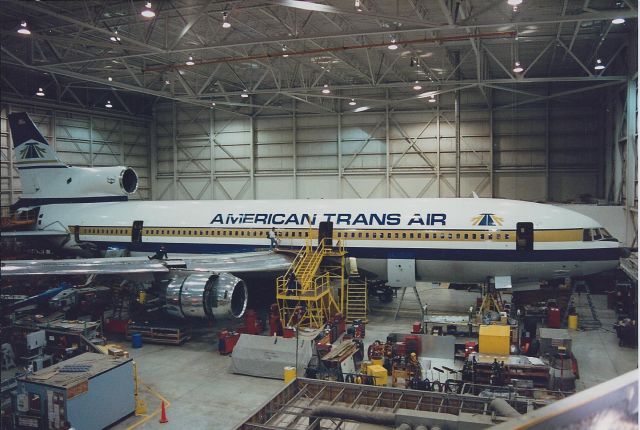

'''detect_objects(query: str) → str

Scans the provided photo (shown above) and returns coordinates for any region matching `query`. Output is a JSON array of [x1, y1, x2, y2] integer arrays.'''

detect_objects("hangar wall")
[[152, 88, 603, 203], [0, 104, 151, 208]]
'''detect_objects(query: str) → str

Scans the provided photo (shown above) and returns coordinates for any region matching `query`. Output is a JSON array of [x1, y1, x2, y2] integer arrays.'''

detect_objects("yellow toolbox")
[[366, 364, 388, 386], [479, 324, 511, 355]]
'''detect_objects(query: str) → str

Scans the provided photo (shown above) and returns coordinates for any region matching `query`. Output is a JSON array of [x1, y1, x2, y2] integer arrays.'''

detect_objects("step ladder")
[[276, 239, 345, 329], [563, 280, 601, 329], [345, 277, 368, 323]]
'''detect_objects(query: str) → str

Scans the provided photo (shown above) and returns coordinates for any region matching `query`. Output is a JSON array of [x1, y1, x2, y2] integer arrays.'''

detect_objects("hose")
[[311, 406, 395, 426], [490, 398, 521, 418]]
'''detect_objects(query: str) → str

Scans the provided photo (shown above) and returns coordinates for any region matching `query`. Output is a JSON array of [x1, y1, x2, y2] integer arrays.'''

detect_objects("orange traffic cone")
[[159, 400, 168, 424]]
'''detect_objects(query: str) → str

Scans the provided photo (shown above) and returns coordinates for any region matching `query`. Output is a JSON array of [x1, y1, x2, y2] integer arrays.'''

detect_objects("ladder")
[[345, 277, 368, 323], [563, 280, 601, 329]]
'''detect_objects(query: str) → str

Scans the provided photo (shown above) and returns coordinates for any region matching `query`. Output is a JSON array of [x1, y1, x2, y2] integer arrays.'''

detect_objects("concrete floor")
[[110, 283, 637, 429]]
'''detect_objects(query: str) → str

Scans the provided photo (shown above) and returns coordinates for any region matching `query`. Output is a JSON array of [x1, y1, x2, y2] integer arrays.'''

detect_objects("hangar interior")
[[0, 1, 638, 430]]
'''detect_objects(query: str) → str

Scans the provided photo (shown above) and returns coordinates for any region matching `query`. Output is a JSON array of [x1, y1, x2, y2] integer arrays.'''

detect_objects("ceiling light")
[[354, 0, 362, 11], [612, 17, 625, 24], [17, 20, 31, 35], [109, 31, 121, 42], [282, 46, 289, 58], [165, 79, 170, 85], [512, 61, 524, 73], [35, 87, 45, 97], [185, 55, 195, 66], [105, 100, 113, 108], [413, 81, 422, 91], [222, 12, 231, 28], [321, 84, 331, 94], [507, 0, 522, 5], [141, 2, 155, 18], [348, 98, 356, 106], [428, 95, 436, 103], [241, 90, 249, 98], [211, 102, 216, 106], [388, 38, 398, 50], [354, 106, 370, 112], [594, 58, 605, 70], [108, 76, 113, 82]]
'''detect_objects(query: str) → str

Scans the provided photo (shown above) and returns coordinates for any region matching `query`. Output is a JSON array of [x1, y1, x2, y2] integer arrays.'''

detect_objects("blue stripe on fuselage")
[[96, 241, 620, 262]]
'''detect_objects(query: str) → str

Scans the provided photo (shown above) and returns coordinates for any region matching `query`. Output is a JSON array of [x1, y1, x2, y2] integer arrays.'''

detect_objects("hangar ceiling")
[[0, 0, 637, 116]]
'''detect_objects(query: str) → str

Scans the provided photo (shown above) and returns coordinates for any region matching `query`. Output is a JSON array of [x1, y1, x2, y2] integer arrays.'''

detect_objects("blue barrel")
[[131, 332, 143, 348]]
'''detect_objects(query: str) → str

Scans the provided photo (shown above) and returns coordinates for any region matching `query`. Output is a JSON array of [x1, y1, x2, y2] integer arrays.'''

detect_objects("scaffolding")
[[276, 239, 346, 329]]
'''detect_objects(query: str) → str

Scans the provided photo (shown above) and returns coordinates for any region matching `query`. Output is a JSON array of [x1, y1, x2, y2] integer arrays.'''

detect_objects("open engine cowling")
[[164, 272, 248, 319]]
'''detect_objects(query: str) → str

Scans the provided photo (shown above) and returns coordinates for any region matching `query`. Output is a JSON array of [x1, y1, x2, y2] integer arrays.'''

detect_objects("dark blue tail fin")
[[8, 112, 65, 167]]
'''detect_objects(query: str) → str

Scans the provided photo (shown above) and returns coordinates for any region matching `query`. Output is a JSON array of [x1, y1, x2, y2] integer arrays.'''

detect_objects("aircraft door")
[[132, 220, 144, 243], [516, 222, 533, 251], [318, 221, 333, 247], [74, 225, 81, 243]]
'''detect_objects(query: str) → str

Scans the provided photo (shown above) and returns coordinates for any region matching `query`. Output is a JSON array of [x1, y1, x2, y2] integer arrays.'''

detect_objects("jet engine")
[[163, 271, 248, 319]]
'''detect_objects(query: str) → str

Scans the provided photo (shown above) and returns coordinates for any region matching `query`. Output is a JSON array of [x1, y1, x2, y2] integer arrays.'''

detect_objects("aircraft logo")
[[18, 139, 47, 160], [471, 213, 503, 226]]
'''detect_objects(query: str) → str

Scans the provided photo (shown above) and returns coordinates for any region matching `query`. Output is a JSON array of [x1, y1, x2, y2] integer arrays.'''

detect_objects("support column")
[[545, 95, 550, 201], [7, 105, 14, 204], [489, 92, 494, 198], [89, 115, 93, 167], [209, 108, 215, 200], [454, 51, 461, 197], [249, 104, 256, 199], [385, 89, 390, 198], [293, 99, 298, 198], [149, 106, 158, 200], [337, 100, 342, 198], [437, 104, 441, 198], [172, 101, 177, 199]]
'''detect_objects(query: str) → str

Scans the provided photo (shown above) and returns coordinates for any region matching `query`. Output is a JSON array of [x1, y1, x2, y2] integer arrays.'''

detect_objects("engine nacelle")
[[19, 165, 138, 200], [164, 272, 248, 319]]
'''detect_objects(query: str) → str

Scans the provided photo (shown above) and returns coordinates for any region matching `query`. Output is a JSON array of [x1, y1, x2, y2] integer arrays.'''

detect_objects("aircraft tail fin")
[[8, 112, 66, 168]]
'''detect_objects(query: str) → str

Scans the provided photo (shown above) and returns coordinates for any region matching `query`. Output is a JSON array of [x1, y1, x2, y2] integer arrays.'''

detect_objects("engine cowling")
[[164, 272, 248, 319]]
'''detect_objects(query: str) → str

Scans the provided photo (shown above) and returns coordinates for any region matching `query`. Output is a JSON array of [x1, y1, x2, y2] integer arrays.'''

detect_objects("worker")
[[148, 245, 168, 260], [286, 271, 296, 294], [268, 227, 279, 249]]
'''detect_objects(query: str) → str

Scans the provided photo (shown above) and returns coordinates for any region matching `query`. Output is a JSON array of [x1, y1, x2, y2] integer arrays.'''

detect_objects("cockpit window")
[[584, 228, 615, 241]]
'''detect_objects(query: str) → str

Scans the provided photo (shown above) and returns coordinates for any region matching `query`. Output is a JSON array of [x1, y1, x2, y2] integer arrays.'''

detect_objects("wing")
[[1, 251, 293, 277]]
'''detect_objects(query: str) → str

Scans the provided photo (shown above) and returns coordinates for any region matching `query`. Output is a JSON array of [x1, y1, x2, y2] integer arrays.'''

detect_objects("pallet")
[[125, 322, 191, 345]]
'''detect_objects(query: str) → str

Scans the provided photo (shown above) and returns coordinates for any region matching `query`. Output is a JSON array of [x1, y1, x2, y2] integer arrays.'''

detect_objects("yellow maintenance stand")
[[276, 238, 346, 329]]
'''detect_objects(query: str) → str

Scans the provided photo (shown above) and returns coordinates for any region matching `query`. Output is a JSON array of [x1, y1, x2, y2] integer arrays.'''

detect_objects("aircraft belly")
[[358, 258, 618, 284]]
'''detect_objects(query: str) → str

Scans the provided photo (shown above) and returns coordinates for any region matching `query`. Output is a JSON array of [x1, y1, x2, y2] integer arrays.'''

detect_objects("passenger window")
[[366, 233, 370, 238], [480, 234, 485, 240], [472, 234, 477, 240], [505, 234, 510, 240], [351, 233, 355, 238], [488, 234, 492, 240], [497, 234, 501, 240], [425, 233, 430, 239], [305, 232, 309, 237], [358, 233, 362, 238], [395, 233, 399, 239], [440, 234, 445, 239], [448, 233, 452, 239], [387, 233, 392, 238], [402, 233, 406, 239], [464, 233, 469, 239], [456, 233, 460, 239], [372, 233, 377, 239], [410, 233, 414, 239]]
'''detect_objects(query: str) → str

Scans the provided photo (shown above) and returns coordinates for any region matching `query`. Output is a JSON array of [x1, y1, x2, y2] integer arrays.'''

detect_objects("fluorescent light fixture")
[[222, 12, 231, 28], [108, 76, 113, 82], [594, 58, 605, 70], [507, 0, 522, 5], [348, 98, 356, 106], [612, 17, 625, 24], [413, 81, 422, 90], [388, 38, 398, 50], [428, 96, 436, 103], [512, 61, 524, 73], [105, 100, 113, 108], [321, 84, 331, 94], [109, 31, 121, 42], [141, 2, 155, 18], [35, 87, 45, 97], [354, 106, 370, 112], [185, 55, 195, 66], [17, 20, 31, 35], [241, 90, 249, 98]]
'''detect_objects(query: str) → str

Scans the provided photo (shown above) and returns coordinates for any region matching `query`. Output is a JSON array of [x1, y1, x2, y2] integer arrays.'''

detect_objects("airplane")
[[2, 112, 622, 319]]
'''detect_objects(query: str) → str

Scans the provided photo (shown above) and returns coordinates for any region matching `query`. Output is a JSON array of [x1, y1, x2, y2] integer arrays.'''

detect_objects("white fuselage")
[[35, 197, 620, 284]]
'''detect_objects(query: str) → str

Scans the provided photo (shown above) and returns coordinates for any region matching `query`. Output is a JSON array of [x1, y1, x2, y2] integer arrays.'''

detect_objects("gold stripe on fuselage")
[[70, 226, 585, 243]]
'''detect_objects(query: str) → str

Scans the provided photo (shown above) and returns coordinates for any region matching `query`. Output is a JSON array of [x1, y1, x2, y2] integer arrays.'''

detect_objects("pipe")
[[490, 398, 522, 418], [396, 424, 412, 430], [311, 406, 395, 426], [144, 31, 516, 73]]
